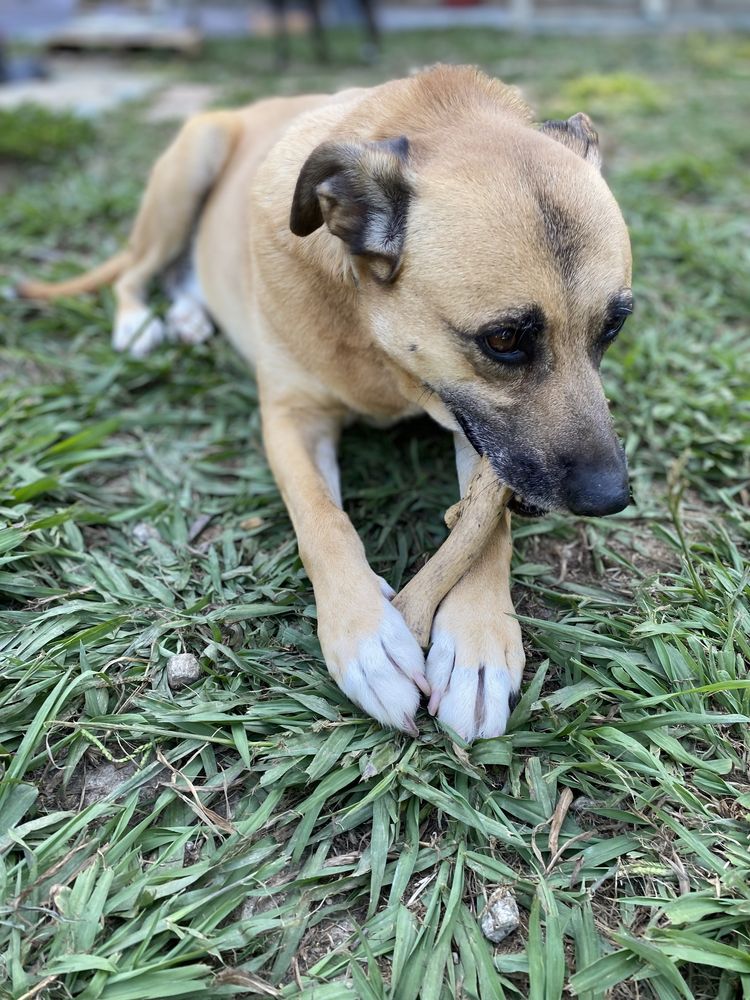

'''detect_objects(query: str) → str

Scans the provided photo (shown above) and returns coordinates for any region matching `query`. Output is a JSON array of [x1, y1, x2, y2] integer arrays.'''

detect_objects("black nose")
[[564, 458, 630, 516]]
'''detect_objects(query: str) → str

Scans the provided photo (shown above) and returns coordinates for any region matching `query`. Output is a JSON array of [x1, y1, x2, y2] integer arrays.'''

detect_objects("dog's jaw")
[[508, 494, 550, 518], [446, 400, 558, 516]]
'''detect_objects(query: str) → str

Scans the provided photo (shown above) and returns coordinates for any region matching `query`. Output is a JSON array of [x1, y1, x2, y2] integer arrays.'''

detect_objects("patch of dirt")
[[295, 914, 358, 975], [605, 524, 682, 579], [64, 759, 165, 809], [521, 524, 597, 586], [520, 519, 680, 593], [0, 347, 72, 386], [240, 867, 297, 922], [612, 983, 653, 999]]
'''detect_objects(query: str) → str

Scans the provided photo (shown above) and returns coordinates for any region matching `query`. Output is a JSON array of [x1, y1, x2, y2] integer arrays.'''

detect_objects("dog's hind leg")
[[112, 111, 241, 357], [164, 263, 214, 347]]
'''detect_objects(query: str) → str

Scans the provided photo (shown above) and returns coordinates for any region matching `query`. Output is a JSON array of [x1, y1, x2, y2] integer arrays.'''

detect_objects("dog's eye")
[[601, 309, 632, 346], [485, 329, 519, 352], [480, 328, 527, 364]]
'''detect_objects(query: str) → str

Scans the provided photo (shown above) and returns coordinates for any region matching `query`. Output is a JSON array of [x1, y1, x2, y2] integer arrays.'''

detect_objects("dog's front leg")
[[425, 432, 526, 741], [260, 388, 429, 734]]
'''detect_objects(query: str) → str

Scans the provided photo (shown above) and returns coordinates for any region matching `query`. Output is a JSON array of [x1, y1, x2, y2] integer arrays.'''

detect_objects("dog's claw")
[[414, 671, 431, 697], [427, 688, 441, 716], [326, 589, 427, 735], [402, 713, 419, 737]]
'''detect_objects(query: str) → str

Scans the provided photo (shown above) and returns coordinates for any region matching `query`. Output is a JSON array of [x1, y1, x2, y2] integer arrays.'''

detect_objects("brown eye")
[[485, 330, 520, 353], [480, 327, 529, 364]]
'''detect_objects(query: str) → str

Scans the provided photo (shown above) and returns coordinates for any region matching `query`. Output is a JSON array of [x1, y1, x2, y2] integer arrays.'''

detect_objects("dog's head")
[[290, 98, 632, 517]]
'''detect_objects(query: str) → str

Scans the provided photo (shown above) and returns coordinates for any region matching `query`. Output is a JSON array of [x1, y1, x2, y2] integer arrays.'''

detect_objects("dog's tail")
[[16, 249, 131, 301]]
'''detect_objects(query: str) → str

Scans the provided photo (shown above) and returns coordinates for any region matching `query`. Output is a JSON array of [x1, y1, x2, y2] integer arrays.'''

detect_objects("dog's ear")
[[290, 136, 411, 282], [540, 113, 601, 171]]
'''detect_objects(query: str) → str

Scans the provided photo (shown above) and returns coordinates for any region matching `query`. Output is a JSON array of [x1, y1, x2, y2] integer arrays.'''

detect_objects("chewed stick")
[[392, 455, 512, 648]]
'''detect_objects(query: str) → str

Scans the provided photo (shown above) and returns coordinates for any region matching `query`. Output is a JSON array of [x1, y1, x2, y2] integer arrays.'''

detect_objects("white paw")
[[112, 308, 166, 357], [166, 296, 213, 345], [426, 620, 524, 741], [322, 589, 429, 735]]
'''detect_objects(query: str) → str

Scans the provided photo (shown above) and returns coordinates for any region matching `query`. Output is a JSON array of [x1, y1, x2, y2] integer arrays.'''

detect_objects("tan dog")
[[19, 65, 633, 741]]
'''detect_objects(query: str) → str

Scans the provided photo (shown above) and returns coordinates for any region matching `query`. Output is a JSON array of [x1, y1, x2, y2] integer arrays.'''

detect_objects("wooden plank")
[[46, 15, 201, 54]]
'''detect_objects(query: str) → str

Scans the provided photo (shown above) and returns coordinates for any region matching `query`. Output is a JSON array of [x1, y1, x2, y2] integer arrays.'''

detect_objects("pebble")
[[132, 521, 160, 545], [480, 888, 520, 944], [167, 653, 201, 689]]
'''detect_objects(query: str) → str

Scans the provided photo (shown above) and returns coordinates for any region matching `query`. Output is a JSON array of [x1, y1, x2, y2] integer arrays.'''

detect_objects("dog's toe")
[[112, 308, 167, 357], [328, 596, 428, 734], [166, 296, 213, 345], [426, 626, 523, 741]]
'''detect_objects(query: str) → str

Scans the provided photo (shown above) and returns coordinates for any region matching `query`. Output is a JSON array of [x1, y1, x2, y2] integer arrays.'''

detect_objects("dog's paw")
[[166, 296, 213, 345], [426, 608, 524, 741], [112, 308, 166, 357], [320, 577, 429, 735]]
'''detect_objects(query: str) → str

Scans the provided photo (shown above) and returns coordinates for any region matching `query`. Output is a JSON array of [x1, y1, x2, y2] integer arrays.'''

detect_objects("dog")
[[18, 65, 633, 741]]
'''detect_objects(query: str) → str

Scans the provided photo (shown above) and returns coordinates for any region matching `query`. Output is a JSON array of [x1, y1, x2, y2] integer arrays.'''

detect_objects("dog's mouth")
[[508, 493, 549, 518], [446, 407, 552, 519]]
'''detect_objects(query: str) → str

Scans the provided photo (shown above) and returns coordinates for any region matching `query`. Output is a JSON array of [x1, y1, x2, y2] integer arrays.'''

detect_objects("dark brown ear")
[[540, 112, 601, 171], [290, 136, 411, 282]]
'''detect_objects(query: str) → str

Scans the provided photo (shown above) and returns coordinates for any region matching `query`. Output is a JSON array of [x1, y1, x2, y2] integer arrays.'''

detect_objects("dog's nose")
[[563, 458, 630, 517]]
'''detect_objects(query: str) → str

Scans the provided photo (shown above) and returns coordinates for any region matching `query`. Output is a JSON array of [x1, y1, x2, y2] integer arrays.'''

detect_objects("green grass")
[[0, 104, 95, 165], [1, 29, 749, 1000]]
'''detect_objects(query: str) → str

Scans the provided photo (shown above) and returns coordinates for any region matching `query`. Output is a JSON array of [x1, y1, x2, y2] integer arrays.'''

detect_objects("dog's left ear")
[[290, 136, 411, 283], [540, 112, 601, 171]]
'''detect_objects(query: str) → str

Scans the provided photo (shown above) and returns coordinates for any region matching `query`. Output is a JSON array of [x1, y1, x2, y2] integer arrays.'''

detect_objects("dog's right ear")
[[540, 113, 601, 171], [290, 136, 411, 283]]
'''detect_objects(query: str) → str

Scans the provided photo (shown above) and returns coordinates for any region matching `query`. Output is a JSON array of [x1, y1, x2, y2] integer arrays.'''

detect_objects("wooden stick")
[[392, 456, 512, 648]]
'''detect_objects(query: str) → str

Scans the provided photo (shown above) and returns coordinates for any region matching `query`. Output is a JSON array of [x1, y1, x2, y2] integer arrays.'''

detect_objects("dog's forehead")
[[406, 144, 630, 313]]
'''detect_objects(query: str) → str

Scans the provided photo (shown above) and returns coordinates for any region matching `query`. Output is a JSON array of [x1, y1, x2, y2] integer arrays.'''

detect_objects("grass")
[[0, 105, 94, 164], [1, 27, 749, 1000]]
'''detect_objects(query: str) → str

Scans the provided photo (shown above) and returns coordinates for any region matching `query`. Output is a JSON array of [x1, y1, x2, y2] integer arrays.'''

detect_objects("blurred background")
[[1, 0, 749, 117]]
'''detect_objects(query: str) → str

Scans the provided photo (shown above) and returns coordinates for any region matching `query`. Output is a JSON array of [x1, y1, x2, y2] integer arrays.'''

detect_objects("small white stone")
[[167, 653, 201, 690], [132, 521, 160, 545], [480, 888, 520, 944]]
